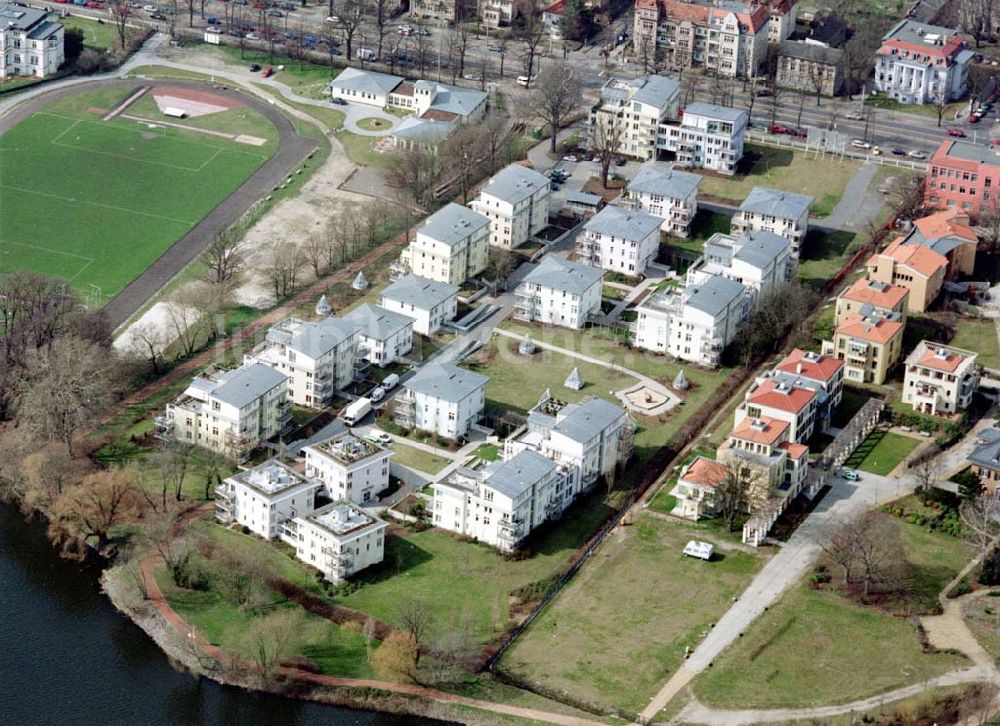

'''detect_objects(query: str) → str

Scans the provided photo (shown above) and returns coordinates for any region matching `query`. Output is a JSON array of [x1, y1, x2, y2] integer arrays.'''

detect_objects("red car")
[[769, 124, 790, 134], [970, 113, 981, 123], [947, 127, 967, 137], [262, 66, 274, 78]]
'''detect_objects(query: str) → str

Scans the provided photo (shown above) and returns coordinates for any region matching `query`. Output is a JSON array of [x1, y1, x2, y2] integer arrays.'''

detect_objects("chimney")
[[796, 363, 803, 374]]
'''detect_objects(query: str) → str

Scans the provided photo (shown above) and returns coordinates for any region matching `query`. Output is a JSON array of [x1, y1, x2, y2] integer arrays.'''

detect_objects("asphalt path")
[[0, 77, 317, 331]]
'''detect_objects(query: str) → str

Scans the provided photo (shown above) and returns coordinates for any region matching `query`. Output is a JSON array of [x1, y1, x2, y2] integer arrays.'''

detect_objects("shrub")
[[980, 548, 1000, 586], [948, 576, 972, 599]]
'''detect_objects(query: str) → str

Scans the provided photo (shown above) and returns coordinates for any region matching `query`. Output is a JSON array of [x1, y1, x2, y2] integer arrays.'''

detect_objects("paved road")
[[822, 162, 880, 232]]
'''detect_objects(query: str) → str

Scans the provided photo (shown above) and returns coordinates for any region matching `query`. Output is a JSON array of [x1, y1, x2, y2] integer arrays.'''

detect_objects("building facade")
[[0, 5, 64, 79], [401, 203, 491, 285], [834, 278, 910, 327], [968, 429, 1000, 497], [394, 362, 487, 439], [775, 40, 844, 96], [624, 162, 701, 236], [873, 19, 972, 105], [731, 186, 812, 258], [214, 459, 319, 539], [577, 205, 662, 275], [303, 433, 393, 506], [343, 304, 414, 368], [513, 256, 604, 329], [379, 274, 459, 336], [589, 74, 681, 161], [470, 164, 551, 250], [822, 310, 904, 385], [925, 139, 1000, 218], [865, 237, 948, 313], [685, 230, 793, 298], [285, 502, 387, 583], [660, 102, 748, 175], [902, 341, 979, 415]]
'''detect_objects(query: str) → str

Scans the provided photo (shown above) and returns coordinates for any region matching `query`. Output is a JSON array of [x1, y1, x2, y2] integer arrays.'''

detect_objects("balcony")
[[153, 414, 175, 442], [394, 395, 416, 427]]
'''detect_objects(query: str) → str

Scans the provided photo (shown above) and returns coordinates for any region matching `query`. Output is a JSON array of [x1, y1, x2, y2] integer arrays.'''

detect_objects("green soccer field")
[[0, 87, 277, 301]]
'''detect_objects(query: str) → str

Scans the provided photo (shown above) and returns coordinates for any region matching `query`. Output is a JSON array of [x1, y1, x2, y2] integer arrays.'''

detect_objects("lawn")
[[499, 512, 764, 714], [797, 229, 861, 289], [843, 429, 920, 475], [214, 45, 342, 88], [338, 130, 394, 168], [125, 92, 279, 143], [951, 318, 1000, 371], [830, 387, 870, 429], [692, 582, 969, 709], [61, 14, 120, 52], [356, 117, 392, 132], [250, 84, 346, 132], [391, 442, 451, 474], [474, 443, 500, 461], [696, 144, 860, 209], [0, 86, 276, 300], [660, 209, 731, 258]]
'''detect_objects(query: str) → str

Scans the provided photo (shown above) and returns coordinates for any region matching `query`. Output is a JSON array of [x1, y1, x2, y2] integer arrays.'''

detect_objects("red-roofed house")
[[542, 0, 566, 39], [903, 341, 979, 414], [904, 208, 978, 278], [866, 237, 948, 312], [734, 377, 819, 444], [674, 456, 729, 519], [873, 19, 972, 105], [718, 414, 810, 509], [632, 0, 770, 78], [925, 139, 1000, 218], [773, 348, 845, 428], [835, 279, 910, 326], [822, 310, 904, 385]]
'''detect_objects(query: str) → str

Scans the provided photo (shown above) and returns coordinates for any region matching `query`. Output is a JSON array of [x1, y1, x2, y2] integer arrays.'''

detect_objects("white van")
[[357, 48, 378, 62], [683, 540, 714, 561], [370, 386, 385, 403], [516, 74, 537, 86], [381, 373, 400, 390]]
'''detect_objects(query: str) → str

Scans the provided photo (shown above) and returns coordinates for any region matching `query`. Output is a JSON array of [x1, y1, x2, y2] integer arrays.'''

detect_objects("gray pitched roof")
[[26, 19, 60, 40], [685, 274, 746, 316], [630, 74, 681, 108], [480, 164, 550, 205], [882, 18, 961, 46], [390, 115, 454, 145], [418, 203, 490, 247], [733, 231, 790, 269], [415, 80, 488, 117], [778, 39, 843, 64], [628, 163, 702, 200], [211, 363, 287, 408], [407, 362, 487, 402], [267, 316, 356, 358], [969, 428, 1000, 472], [380, 274, 459, 309], [566, 191, 603, 206], [519, 255, 604, 296], [584, 205, 661, 241], [343, 303, 412, 342], [0, 5, 46, 31], [902, 226, 972, 257], [329, 67, 403, 96], [552, 398, 625, 443], [483, 449, 556, 499], [738, 186, 813, 219], [683, 102, 749, 125]]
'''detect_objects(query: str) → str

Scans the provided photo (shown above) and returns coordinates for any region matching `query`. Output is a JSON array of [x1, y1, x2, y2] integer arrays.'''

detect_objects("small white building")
[[327, 67, 404, 107], [731, 186, 813, 258], [577, 205, 662, 276], [513, 256, 604, 329], [379, 274, 459, 336], [284, 501, 388, 583], [589, 74, 682, 161], [903, 341, 979, 415], [432, 449, 577, 552], [686, 230, 793, 298], [400, 203, 491, 286], [470, 164, 552, 250], [661, 102, 748, 175], [245, 316, 358, 408], [0, 5, 64, 79], [343, 304, 413, 368], [214, 459, 319, 539], [156, 363, 290, 461], [303, 432, 393, 506], [624, 163, 702, 236], [873, 19, 972, 105], [394, 362, 488, 439]]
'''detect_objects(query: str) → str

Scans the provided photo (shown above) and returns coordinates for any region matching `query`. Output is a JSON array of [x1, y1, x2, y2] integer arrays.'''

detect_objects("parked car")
[[267, 9, 283, 16], [615, 156, 627, 166], [769, 124, 792, 135], [249, 63, 262, 72], [262, 66, 274, 78], [381, 373, 400, 390], [488, 44, 502, 52], [970, 113, 982, 123], [908, 149, 928, 158], [142, 3, 157, 9], [890, 147, 906, 156], [845, 111, 864, 120], [369, 386, 385, 403], [516, 75, 537, 86], [330, 97, 348, 105], [370, 430, 392, 445], [840, 468, 860, 481], [947, 127, 967, 137], [150, 11, 165, 18], [755, 87, 772, 97], [562, 154, 578, 162], [206, 14, 221, 24], [851, 139, 871, 149]]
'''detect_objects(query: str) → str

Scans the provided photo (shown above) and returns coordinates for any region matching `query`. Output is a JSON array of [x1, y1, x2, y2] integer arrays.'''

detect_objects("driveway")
[[340, 102, 399, 136]]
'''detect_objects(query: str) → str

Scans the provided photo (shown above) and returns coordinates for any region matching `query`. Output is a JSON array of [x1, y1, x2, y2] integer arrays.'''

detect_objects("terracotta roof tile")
[[775, 348, 845, 384], [731, 416, 789, 446], [913, 208, 977, 243], [879, 238, 948, 278], [747, 378, 817, 414], [835, 312, 903, 345], [778, 441, 809, 459], [680, 456, 730, 488], [840, 278, 910, 310]]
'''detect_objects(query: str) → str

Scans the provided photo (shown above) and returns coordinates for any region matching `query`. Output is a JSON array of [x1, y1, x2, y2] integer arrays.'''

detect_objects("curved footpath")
[[0, 76, 318, 331]]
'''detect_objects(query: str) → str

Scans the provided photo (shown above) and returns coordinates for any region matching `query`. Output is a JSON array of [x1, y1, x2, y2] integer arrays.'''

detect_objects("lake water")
[[0, 504, 439, 726]]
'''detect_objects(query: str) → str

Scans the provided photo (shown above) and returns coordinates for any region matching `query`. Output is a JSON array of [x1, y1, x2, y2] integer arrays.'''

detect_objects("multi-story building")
[[865, 236, 948, 313], [303, 432, 393, 506], [470, 164, 551, 250], [624, 162, 701, 235], [685, 230, 793, 298], [822, 309, 904, 385], [731, 186, 813, 258], [400, 203, 490, 285], [718, 415, 809, 503], [0, 5, 64, 79], [672, 456, 730, 519], [766, 0, 798, 45], [394, 362, 487, 439], [873, 19, 972, 105], [577, 205, 661, 275], [967, 428, 1000, 496], [513, 256, 604, 329], [734, 376, 819, 444], [156, 363, 290, 461], [505, 393, 632, 488], [284, 501, 387, 583], [632, 0, 770, 78], [379, 274, 459, 336], [773, 348, 844, 432], [835, 278, 910, 327], [898, 207, 978, 279], [479, 0, 516, 28], [214, 459, 319, 539], [925, 139, 1000, 217], [589, 74, 681, 161], [902, 341, 979, 415], [343, 304, 414, 368], [775, 40, 844, 96], [431, 449, 577, 552], [245, 316, 358, 408], [661, 102, 748, 175]]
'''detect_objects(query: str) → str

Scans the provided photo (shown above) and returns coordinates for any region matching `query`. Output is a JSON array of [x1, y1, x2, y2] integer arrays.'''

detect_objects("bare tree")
[[214, 538, 275, 613], [336, 0, 367, 62], [976, 196, 1000, 255], [201, 231, 246, 288], [716, 459, 756, 532], [156, 440, 194, 506], [821, 510, 902, 599], [481, 110, 511, 174], [240, 608, 321, 676], [961, 494, 1000, 560], [165, 300, 205, 359], [387, 147, 444, 207], [441, 125, 487, 204], [264, 241, 304, 301], [48, 467, 142, 554], [108, 2, 131, 51], [21, 445, 91, 515], [371, 0, 391, 59], [302, 233, 329, 279], [414, 30, 431, 76], [910, 453, 943, 493], [398, 597, 435, 665], [592, 111, 626, 187], [517, 0, 546, 88], [448, 25, 472, 82], [530, 61, 582, 154], [126, 321, 167, 374], [958, 0, 997, 48], [372, 630, 418, 682]]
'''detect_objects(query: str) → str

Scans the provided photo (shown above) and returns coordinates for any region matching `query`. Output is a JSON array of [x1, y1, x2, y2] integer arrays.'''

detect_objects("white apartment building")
[[767, 0, 798, 45], [284, 501, 388, 583], [400, 203, 490, 286], [577, 205, 661, 276], [394, 362, 488, 439], [903, 341, 979, 415], [589, 74, 681, 161], [156, 363, 290, 461], [245, 316, 357, 408], [873, 19, 972, 105], [686, 230, 793, 298], [731, 186, 813, 258], [513, 256, 604, 329], [470, 164, 551, 250], [379, 274, 459, 336], [432, 449, 578, 552], [772, 348, 845, 433], [214, 459, 319, 539], [505, 394, 632, 488], [303, 432, 392, 506], [0, 5, 64, 79], [624, 163, 701, 236], [343, 304, 413, 368], [480, 0, 516, 27], [660, 102, 748, 175]]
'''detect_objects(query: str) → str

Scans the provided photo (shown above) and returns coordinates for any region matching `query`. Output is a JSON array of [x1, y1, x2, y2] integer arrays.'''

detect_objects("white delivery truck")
[[341, 397, 372, 426]]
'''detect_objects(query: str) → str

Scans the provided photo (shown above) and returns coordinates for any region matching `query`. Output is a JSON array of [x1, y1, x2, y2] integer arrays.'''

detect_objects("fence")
[[744, 130, 930, 171]]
